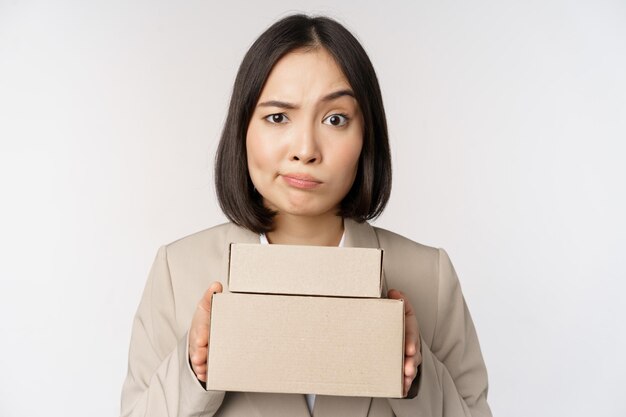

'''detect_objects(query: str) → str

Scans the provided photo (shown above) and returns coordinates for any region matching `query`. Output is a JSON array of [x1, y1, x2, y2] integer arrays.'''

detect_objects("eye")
[[322, 114, 349, 127], [264, 113, 289, 124]]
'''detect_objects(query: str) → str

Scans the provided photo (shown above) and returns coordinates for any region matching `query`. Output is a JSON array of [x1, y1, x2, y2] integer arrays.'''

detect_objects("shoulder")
[[159, 222, 241, 292], [372, 225, 457, 283], [153, 222, 244, 329], [372, 225, 439, 262], [164, 222, 236, 258]]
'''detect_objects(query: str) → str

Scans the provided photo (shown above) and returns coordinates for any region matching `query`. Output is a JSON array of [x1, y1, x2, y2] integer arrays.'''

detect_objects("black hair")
[[215, 14, 392, 233]]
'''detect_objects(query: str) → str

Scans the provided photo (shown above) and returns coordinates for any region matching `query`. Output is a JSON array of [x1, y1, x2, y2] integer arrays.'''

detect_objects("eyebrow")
[[256, 89, 355, 109]]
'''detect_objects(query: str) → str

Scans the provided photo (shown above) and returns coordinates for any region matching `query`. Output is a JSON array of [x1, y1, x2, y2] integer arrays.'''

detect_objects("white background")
[[1, 1, 625, 416]]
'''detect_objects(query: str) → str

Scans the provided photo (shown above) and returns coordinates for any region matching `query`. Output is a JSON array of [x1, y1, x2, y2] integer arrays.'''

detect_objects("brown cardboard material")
[[228, 243, 383, 298], [207, 292, 404, 398]]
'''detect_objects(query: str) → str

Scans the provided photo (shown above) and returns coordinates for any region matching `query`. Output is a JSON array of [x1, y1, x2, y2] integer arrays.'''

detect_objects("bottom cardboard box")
[[207, 292, 404, 398]]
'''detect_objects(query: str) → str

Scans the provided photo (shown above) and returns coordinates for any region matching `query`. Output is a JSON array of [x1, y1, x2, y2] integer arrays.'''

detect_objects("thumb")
[[387, 288, 416, 316], [197, 281, 223, 316], [387, 288, 403, 301]]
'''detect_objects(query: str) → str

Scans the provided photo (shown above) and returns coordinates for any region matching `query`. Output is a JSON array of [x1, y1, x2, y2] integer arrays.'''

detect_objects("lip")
[[281, 173, 322, 190]]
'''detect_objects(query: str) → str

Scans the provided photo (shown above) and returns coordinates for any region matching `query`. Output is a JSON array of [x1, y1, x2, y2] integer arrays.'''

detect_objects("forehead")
[[260, 48, 352, 98]]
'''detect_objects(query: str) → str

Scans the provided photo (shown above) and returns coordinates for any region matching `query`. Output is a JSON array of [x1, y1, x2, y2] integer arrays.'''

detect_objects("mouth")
[[281, 173, 323, 190]]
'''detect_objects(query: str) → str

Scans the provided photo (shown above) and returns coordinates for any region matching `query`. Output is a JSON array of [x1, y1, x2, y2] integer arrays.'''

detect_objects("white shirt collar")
[[259, 232, 345, 247]]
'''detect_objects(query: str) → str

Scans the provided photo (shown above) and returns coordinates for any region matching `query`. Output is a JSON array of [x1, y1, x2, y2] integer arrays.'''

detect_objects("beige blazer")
[[120, 219, 491, 417]]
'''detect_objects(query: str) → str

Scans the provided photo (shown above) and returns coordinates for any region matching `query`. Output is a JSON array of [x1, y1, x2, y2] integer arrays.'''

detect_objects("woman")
[[121, 14, 491, 417]]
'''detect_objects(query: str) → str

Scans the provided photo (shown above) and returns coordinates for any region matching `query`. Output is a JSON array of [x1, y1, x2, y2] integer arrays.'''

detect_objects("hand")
[[188, 281, 223, 382], [388, 288, 422, 397]]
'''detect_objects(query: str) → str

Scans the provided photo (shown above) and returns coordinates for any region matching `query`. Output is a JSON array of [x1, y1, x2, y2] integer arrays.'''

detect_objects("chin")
[[263, 192, 340, 218], [280, 205, 321, 217], [282, 201, 340, 218]]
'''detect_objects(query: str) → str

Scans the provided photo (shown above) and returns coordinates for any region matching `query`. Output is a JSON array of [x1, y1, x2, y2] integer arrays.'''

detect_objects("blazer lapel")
[[343, 218, 381, 250], [221, 223, 259, 293], [344, 219, 389, 295], [224, 222, 259, 245]]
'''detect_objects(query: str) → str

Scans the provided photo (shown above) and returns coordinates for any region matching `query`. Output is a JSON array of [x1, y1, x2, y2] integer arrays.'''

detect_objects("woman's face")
[[246, 47, 364, 218]]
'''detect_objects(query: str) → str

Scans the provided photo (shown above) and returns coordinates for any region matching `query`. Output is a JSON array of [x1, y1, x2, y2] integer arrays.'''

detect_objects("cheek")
[[325, 140, 362, 196], [339, 118, 364, 177], [338, 139, 363, 178], [246, 126, 266, 167], [246, 124, 281, 182]]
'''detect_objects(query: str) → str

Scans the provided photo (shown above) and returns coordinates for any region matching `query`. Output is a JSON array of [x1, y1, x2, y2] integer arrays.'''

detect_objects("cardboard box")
[[228, 243, 383, 298], [207, 292, 404, 397]]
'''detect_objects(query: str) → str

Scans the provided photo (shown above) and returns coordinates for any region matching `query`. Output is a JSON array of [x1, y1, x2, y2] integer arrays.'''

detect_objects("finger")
[[189, 324, 209, 350], [405, 322, 419, 357], [386, 288, 402, 301], [414, 350, 423, 367], [387, 289, 415, 316], [196, 372, 207, 382], [191, 282, 224, 347], [388, 289, 420, 357], [404, 375, 413, 396], [190, 347, 207, 366], [192, 363, 207, 376], [191, 323, 212, 347], [197, 281, 224, 314], [404, 357, 417, 378]]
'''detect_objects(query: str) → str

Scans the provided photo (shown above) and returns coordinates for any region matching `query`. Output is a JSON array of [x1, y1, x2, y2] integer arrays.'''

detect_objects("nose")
[[289, 122, 321, 164]]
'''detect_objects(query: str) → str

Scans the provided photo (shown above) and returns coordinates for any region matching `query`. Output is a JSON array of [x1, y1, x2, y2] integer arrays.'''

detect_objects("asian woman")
[[121, 14, 491, 417]]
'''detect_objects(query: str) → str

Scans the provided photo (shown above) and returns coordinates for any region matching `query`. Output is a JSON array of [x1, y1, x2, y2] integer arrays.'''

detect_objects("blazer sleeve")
[[387, 248, 492, 417], [120, 246, 225, 417]]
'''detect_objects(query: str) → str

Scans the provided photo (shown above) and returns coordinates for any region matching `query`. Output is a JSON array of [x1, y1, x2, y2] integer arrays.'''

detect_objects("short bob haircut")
[[215, 14, 392, 233]]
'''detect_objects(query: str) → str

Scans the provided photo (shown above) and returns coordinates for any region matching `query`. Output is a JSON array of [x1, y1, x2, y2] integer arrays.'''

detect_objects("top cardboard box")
[[228, 243, 383, 298]]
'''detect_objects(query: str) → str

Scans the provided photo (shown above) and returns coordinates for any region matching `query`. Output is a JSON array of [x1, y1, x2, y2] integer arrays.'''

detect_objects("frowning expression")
[[246, 47, 364, 218]]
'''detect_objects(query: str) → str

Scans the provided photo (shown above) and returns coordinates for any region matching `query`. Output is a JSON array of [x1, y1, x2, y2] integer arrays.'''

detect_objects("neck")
[[266, 213, 344, 246]]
